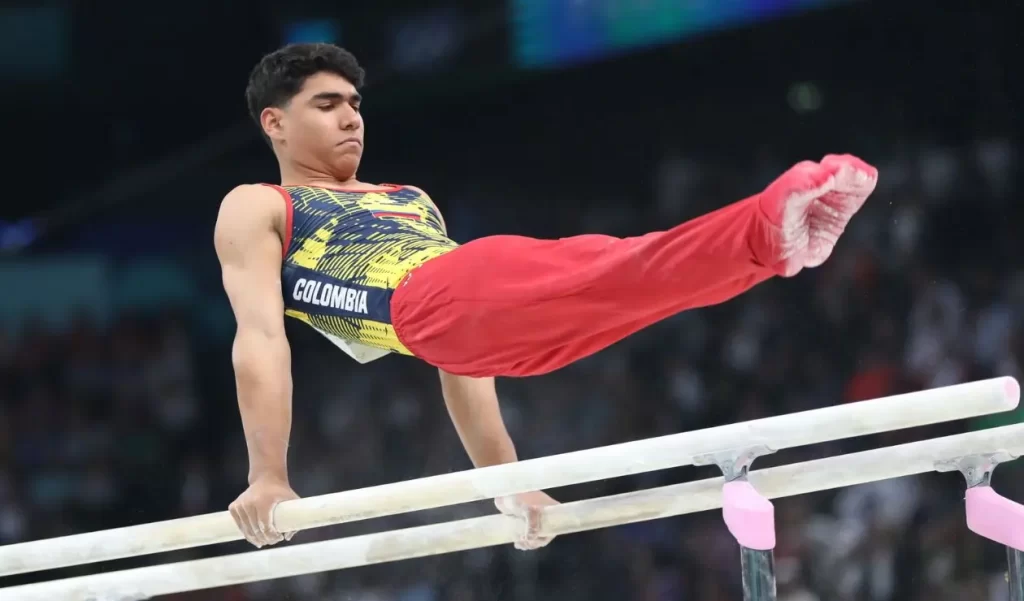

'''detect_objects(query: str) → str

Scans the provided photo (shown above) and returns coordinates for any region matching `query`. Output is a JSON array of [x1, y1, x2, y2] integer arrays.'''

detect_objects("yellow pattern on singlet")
[[274, 184, 458, 358]]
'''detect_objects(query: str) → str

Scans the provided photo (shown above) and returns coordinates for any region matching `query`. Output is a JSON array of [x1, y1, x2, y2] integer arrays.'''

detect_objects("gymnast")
[[214, 43, 879, 551]]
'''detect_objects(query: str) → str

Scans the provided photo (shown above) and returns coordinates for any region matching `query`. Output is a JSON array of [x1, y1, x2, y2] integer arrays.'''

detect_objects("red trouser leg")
[[391, 194, 779, 377]]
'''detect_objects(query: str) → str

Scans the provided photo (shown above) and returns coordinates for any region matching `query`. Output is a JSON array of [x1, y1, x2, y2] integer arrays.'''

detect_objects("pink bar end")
[[1002, 376, 1021, 407], [965, 486, 1024, 552], [722, 481, 776, 551]]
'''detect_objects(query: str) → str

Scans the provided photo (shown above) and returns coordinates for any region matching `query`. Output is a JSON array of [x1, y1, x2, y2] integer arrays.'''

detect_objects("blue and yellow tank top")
[[265, 184, 458, 361]]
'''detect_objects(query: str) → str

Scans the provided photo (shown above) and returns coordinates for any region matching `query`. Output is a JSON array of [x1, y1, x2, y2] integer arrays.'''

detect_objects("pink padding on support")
[[722, 481, 776, 550], [965, 487, 1024, 552]]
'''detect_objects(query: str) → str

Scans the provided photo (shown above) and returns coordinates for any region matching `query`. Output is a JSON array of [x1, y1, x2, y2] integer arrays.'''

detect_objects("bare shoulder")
[[214, 184, 287, 258], [216, 184, 286, 235], [218, 184, 284, 222]]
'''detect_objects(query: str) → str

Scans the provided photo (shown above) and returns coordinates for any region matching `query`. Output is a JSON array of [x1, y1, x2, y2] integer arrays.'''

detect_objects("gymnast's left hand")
[[495, 491, 560, 550]]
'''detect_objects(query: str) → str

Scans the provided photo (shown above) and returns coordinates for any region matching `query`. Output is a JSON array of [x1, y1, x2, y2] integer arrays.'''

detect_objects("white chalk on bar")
[[0, 377, 1016, 578], [4, 423, 1022, 601]]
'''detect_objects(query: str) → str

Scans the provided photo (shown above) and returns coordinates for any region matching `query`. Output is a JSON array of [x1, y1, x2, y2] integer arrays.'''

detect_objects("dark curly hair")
[[245, 43, 366, 137]]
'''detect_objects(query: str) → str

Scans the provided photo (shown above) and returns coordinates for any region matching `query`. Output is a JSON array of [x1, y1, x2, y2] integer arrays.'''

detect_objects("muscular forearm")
[[233, 331, 293, 483], [455, 421, 518, 468], [440, 372, 518, 468]]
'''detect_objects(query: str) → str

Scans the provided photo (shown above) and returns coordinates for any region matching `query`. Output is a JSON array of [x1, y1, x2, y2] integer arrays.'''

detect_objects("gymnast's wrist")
[[248, 466, 289, 486], [468, 439, 519, 469]]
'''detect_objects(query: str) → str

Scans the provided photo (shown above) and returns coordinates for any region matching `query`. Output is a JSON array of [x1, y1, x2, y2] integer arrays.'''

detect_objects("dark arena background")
[[1, 1, 1022, 600]]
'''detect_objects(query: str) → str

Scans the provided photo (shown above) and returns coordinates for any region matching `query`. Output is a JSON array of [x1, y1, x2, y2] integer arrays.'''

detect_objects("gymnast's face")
[[264, 72, 364, 179]]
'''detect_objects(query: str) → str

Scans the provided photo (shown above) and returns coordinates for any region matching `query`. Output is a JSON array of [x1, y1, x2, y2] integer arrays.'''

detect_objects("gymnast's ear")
[[260, 107, 286, 143]]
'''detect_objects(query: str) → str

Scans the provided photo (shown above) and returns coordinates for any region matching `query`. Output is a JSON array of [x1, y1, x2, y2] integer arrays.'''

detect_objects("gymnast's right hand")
[[229, 475, 300, 548]]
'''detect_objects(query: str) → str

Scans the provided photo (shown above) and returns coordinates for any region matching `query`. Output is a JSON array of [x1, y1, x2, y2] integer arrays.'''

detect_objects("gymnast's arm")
[[214, 185, 294, 486], [439, 371, 519, 467], [405, 190, 516, 465], [439, 370, 560, 549]]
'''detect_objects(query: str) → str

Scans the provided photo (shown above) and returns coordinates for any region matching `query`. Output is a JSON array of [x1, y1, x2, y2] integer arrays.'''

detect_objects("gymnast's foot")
[[757, 154, 878, 277]]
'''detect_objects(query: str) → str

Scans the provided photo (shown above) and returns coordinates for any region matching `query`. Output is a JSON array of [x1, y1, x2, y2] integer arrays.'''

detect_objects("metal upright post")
[[739, 546, 777, 600], [1006, 547, 1024, 601]]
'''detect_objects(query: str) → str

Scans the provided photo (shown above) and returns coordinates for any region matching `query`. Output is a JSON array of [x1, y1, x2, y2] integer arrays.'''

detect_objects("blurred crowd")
[[1, 134, 1022, 601]]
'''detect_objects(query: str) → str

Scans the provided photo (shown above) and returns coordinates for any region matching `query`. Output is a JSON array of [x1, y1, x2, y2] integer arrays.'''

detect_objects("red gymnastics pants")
[[390, 194, 780, 378]]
